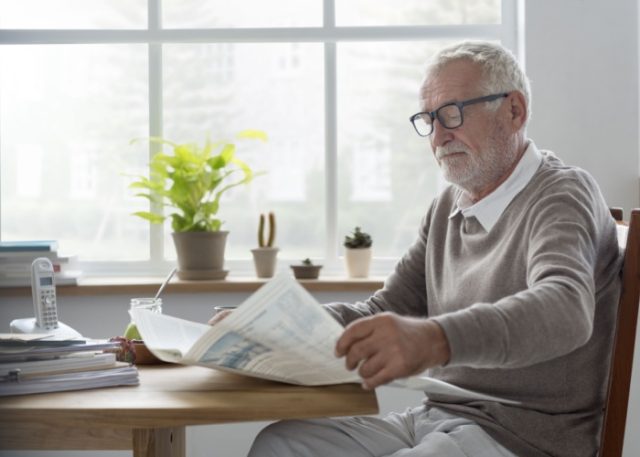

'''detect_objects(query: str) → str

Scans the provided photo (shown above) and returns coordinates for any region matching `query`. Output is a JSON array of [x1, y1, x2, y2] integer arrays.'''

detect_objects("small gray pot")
[[290, 264, 322, 280], [172, 231, 228, 279]]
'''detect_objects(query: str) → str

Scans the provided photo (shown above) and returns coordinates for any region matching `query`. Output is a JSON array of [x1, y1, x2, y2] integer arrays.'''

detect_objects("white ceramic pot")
[[344, 247, 372, 278], [251, 247, 279, 278]]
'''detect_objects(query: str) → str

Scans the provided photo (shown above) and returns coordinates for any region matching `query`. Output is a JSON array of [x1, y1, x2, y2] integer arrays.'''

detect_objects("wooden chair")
[[600, 208, 640, 456]]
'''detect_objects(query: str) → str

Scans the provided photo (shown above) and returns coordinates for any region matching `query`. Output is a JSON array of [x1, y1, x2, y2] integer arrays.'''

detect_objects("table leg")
[[133, 426, 186, 457]]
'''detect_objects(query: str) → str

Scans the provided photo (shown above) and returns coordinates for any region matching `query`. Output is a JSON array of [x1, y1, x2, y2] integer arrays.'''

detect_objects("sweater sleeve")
[[326, 203, 434, 326], [432, 173, 621, 368]]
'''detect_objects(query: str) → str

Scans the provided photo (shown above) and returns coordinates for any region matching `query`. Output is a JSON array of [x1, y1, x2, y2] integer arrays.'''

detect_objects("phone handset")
[[31, 257, 59, 329], [9, 257, 82, 338]]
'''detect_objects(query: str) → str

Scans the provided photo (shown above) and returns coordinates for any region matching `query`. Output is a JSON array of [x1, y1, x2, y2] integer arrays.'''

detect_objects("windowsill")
[[0, 276, 386, 297]]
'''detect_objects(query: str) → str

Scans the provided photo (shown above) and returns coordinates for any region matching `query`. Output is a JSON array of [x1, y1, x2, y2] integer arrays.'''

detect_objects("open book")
[[132, 273, 518, 405]]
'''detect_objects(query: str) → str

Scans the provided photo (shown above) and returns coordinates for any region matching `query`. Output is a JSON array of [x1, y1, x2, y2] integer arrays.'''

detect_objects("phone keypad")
[[40, 289, 58, 328]]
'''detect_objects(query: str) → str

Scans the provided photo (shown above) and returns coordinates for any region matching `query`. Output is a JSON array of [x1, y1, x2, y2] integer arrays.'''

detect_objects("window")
[[0, 0, 521, 276]]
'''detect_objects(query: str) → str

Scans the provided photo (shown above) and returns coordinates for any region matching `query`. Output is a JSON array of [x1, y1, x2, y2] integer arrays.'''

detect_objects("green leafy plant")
[[129, 130, 267, 232], [258, 212, 276, 247], [343, 226, 372, 249], [301, 258, 314, 266]]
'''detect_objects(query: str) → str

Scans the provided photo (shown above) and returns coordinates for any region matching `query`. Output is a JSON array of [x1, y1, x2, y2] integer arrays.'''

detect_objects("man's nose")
[[430, 119, 453, 148]]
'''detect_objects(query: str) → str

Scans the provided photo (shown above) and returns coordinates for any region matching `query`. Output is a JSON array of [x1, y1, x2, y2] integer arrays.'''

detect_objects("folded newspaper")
[[131, 273, 518, 405]]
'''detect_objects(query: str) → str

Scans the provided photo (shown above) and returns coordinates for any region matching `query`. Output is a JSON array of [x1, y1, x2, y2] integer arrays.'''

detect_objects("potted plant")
[[129, 130, 267, 280], [290, 258, 322, 280], [343, 226, 373, 278], [251, 212, 278, 278]]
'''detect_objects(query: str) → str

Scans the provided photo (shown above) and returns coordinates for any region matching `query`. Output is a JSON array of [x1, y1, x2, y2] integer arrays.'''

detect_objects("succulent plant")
[[343, 226, 372, 249]]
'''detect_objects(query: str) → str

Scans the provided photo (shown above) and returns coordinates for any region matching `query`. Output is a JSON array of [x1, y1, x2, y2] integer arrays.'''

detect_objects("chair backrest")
[[600, 208, 640, 457]]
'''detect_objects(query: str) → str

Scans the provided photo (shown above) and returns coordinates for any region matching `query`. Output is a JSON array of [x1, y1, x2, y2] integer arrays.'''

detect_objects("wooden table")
[[0, 364, 379, 456]]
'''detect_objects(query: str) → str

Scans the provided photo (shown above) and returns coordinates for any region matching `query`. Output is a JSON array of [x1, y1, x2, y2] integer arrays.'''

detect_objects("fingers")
[[335, 314, 399, 387], [334, 314, 448, 390], [361, 371, 396, 391], [207, 309, 233, 325], [335, 316, 376, 357], [357, 352, 390, 390], [357, 345, 408, 390], [343, 338, 377, 370]]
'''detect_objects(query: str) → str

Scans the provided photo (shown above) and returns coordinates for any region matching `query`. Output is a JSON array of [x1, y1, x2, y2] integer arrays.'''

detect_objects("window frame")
[[0, 0, 524, 277]]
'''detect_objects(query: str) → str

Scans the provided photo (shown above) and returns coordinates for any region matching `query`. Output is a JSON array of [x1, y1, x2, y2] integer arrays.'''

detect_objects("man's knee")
[[248, 420, 302, 457], [249, 418, 358, 456]]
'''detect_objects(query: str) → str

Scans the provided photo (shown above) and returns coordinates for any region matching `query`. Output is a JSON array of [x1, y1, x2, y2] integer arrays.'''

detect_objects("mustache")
[[435, 142, 470, 160]]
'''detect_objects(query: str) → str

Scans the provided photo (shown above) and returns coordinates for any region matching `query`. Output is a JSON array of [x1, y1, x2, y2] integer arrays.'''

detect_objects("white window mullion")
[[0, 25, 501, 45], [501, 0, 525, 67], [148, 0, 164, 263], [323, 0, 339, 270], [324, 42, 339, 270]]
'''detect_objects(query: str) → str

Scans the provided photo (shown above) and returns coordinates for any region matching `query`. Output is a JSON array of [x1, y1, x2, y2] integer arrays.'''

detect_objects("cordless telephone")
[[10, 257, 82, 338], [31, 257, 58, 329]]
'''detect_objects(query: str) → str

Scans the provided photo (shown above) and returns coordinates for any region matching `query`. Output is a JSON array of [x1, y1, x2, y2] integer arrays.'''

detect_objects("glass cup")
[[130, 297, 163, 313], [125, 298, 162, 340]]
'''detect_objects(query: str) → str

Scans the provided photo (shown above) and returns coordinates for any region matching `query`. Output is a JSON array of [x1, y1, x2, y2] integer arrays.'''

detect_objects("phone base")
[[10, 317, 83, 339]]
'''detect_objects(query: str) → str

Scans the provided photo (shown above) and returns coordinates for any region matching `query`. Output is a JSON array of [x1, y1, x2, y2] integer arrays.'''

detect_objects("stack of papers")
[[0, 334, 139, 396]]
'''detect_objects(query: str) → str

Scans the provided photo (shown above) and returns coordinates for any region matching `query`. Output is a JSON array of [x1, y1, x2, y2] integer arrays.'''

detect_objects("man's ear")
[[507, 91, 528, 131]]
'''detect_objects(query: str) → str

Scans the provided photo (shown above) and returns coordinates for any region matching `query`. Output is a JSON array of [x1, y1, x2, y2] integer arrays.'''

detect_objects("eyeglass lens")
[[414, 104, 463, 136], [437, 104, 463, 129]]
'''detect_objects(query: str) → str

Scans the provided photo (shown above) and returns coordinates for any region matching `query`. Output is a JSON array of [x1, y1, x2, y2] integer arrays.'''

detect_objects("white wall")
[[525, 0, 640, 214], [526, 1, 640, 456]]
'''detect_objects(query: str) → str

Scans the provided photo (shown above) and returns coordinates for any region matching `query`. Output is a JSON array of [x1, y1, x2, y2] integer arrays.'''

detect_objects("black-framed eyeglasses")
[[409, 92, 509, 137]]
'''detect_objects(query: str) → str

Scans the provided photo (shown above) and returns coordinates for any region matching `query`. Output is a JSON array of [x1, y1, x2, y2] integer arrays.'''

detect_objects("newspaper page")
[[132, 273, 359, 385], [132, 273, 519, 404], [390, 376, 520, 405]]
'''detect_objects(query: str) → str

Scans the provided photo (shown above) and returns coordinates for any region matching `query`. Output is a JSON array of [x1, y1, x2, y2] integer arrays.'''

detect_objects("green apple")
[[123, 322, 142, 341]]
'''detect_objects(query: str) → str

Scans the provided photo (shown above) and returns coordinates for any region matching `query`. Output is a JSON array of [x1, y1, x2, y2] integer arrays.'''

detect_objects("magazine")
[[131, 273, 518, 405]]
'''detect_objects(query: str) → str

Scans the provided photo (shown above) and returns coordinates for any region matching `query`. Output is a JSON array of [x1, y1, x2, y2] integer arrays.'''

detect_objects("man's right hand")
[[334, 312, 451, 390]]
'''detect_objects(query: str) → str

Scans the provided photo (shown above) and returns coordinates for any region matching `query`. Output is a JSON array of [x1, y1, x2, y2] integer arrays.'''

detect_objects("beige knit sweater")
[[328, 151, 622, 457]]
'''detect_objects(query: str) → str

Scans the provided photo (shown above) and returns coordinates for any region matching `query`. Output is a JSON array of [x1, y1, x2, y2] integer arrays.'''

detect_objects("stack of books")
[[0, 334, 139, 396], [0, 240, 81, 287]]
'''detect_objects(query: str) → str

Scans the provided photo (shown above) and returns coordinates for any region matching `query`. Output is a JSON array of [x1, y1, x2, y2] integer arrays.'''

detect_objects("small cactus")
[[258, 212, 276, 247]]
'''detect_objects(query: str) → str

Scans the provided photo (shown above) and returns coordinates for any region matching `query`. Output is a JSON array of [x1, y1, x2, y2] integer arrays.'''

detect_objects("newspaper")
[[131, 273, 518, 404]]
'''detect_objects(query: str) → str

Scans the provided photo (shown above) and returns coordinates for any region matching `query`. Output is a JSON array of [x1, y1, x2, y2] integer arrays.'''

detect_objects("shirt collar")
[[448, 141, 542, 232]]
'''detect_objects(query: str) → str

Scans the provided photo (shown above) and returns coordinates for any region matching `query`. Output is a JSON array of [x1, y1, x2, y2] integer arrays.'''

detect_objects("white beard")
[[435, 125, 518, 197]]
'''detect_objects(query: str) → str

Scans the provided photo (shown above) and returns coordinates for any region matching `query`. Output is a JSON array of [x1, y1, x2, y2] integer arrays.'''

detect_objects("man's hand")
[[335, 312, 451, 390], [207, 309, 233, 325]]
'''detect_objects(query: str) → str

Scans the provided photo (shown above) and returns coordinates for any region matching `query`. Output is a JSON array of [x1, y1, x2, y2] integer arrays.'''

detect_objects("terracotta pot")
[[345, 247, 372, 278], [172, 231, 229, 280]]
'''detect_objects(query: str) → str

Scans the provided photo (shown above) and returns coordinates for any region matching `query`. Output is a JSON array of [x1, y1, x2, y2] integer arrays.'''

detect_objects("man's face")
[[419, 60, 518, 196]]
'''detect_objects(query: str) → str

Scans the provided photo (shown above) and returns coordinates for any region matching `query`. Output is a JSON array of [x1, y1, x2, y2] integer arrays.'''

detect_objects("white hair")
[[426, 41, 532, 123]]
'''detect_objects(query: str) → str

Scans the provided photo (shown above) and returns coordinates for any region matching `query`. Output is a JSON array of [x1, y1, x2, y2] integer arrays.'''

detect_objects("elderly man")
[[246, 41, 621, 457]]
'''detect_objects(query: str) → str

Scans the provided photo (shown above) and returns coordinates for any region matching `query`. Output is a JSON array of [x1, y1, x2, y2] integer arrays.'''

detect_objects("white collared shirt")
[[448, 141, 543, 232]]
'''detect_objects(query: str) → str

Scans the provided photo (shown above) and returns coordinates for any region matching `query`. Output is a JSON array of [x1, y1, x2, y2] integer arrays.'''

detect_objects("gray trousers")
[[248, 406, 517, 457]]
